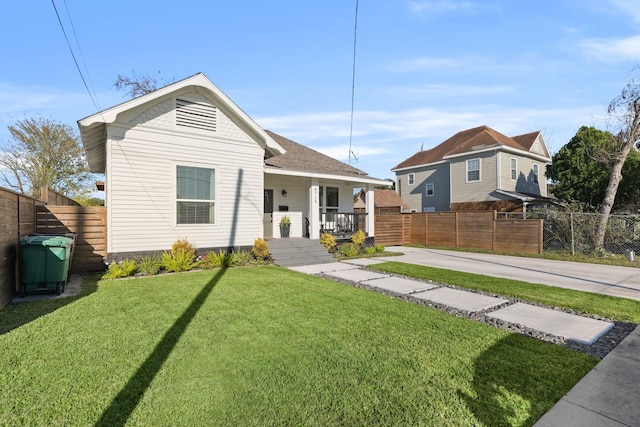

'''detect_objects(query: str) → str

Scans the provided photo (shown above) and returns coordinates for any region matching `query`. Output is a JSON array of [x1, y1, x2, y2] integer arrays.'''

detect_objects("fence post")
[[455, 211, 459, 248], [492, 210, 496, 251], [570, 212, 575, 256]]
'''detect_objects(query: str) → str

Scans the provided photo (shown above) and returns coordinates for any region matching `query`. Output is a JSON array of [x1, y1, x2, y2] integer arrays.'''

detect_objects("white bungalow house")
[[78, 73, 388, 260]]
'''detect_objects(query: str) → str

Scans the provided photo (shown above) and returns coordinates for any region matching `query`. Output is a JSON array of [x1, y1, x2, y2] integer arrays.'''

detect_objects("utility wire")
[[62, 0, 101, 111], [51, 0, 101, 113], [348, 0, 359, 165]]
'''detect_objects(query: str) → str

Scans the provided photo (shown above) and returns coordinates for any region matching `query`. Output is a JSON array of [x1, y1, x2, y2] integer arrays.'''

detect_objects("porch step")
[[267, 238, 335, 267]]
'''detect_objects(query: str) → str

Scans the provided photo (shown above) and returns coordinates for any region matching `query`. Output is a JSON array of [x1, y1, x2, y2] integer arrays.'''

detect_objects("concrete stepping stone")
[[412, 287, 509, 312], [324, 269, 389, 283], [289, 262, 356, 275], [487, 303, 614, 345], [363, 276, 438, 294]]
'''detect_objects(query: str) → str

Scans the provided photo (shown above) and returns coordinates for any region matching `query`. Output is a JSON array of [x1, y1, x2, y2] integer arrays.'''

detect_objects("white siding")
[[106, 96, 265, 254]]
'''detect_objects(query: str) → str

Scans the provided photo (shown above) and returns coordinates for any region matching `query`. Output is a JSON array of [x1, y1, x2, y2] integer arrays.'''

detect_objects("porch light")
[[281, 189, 287, 197]]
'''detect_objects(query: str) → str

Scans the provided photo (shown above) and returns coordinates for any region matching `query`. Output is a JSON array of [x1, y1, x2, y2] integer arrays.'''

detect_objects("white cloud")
[[380, 83, 515, 98], [260, 103, 604, 178], [408, 1, 477, 15], [607, 0, 640, 23], [580, 34, 640, 61]]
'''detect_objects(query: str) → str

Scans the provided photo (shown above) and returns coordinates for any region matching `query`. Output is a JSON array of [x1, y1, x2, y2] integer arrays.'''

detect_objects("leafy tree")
[[595, 75, 640, 250], [0, 117, 93, 199], [547, 126, 640, 210], [114, 70, 175, 98]]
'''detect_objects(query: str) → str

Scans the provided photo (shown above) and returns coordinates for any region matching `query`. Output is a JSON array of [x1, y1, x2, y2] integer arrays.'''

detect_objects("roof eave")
[[265, 166, 390, 186]]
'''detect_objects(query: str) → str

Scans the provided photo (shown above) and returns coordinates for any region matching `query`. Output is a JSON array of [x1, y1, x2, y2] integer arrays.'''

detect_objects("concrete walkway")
[[383, 246, 640, 301], [289, 249, 640, 426]]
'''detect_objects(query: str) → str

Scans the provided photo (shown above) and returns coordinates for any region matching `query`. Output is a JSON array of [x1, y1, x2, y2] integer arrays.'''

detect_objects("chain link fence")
[[500, 211, 640, 257]]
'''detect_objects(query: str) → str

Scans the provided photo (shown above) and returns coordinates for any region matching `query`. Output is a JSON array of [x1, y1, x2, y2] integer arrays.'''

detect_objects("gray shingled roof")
[[264, 130, 369, 177]]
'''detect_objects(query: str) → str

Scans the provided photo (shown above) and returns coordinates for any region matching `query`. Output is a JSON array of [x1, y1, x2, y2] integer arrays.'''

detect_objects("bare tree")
[[113, 70, 175, 98], [594, 75, 640, 251], [0, 117, 92, 199]]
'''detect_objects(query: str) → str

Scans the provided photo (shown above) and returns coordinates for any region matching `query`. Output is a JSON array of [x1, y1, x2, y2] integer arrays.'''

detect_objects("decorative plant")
[[351, 230, 366, 250], [252, 238, 270, 261], [338, 242, 359, 257], [172, 239, 196, 260], [137, 254, 163, 275], [102, 259, 138, 279], [161, 249, 198, 272], [320, 233, 337, 252], [280, 216, 291, 225], [375, 244, 385, 253]]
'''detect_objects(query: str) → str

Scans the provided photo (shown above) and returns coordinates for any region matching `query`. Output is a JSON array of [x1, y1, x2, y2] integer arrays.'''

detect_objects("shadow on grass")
[[0, 273, 100, 336], [95, 269, 224, 426], [457, 334, 595, 427]]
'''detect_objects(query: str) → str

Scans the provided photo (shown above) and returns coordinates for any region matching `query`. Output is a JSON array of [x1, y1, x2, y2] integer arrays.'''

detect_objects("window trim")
[[175, 164, 217, 226], [425, 182, 434, 197], [408, 173, 415, 186], [510, 157, 517, 181], [533, 163, 539, 184], [466, 158, 481, 183]]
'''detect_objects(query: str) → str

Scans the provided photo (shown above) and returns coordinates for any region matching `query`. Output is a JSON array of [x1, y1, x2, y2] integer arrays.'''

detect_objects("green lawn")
[[0, 267, 596, 426], [370, 261, 640, 323]]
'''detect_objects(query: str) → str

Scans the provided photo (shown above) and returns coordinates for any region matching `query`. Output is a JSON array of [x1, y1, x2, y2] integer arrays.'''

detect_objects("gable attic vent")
[[176, 98, 217, 132]]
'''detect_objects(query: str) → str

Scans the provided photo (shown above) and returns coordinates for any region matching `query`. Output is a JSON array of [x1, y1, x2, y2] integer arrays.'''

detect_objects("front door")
[[263, 189, 274, 238]]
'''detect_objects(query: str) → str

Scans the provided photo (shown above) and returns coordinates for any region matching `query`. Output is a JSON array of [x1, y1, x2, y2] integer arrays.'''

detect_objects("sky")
[[1, 0, 640, 182]]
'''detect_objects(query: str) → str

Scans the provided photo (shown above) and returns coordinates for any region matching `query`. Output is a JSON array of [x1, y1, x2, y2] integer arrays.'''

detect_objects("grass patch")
[[0, 267, 596, 426], [371, 261, 640, 323]]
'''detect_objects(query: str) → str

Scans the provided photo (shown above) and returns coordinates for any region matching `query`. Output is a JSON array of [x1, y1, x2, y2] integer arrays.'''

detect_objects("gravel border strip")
[[319, 270, 636, 359]]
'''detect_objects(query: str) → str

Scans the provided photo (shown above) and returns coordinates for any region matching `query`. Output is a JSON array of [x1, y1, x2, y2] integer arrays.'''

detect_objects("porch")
[[264, 173, 381, 240]]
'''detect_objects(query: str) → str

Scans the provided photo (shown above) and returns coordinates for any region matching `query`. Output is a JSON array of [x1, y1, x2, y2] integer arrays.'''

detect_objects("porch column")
[[309, 179, 320, 239], [366, 184, 375, 236]]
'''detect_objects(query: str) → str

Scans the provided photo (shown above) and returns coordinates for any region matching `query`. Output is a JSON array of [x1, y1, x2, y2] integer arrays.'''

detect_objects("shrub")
[[231, 250, 253, 266], [364, 246, 377, 255], [137, 254, 163, 276], [351, 230, 366, 248], [161, 249, 198, 272], [320, 233, 337, 252], [202, 249, 233, 268], [375, 244, 385, 253], [102, 259, 138, 279], [171, 239, 196, 259], [252, 238, 270, 261], [338, 242, 359, 257]]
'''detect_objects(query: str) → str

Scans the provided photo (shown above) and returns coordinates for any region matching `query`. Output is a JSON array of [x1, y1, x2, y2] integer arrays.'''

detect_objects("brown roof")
[[374, 189, 410, 209], [264, 130, 369, 177], [393, 125, 541, 170], [357, 189, 409, 209]]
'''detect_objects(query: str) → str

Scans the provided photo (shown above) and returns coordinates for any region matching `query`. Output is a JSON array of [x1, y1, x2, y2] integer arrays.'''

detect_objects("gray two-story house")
[[392, 125, 552, 212]]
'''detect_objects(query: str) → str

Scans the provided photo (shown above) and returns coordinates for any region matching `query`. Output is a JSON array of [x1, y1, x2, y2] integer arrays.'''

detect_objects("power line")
[[348, 0, 359, 165], [50, 0, 101, 113], [62, 0, 101, 111]]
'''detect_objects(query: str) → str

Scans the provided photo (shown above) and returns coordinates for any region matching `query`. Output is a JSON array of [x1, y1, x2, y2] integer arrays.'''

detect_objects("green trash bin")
[[19, 235, 74, 296]]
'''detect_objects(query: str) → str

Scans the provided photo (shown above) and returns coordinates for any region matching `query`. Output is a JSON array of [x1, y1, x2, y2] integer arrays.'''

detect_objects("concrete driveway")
[[383, 246, 640, 301]]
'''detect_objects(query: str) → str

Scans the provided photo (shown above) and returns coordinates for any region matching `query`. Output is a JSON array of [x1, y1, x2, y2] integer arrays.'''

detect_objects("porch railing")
[[320, 212, 367, 237]]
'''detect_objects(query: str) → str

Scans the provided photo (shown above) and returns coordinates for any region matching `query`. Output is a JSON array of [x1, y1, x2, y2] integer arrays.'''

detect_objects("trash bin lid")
[[20, 235, 73, 247]]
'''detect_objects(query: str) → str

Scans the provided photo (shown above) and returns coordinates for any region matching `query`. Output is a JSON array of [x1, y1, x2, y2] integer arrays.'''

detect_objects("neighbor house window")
[[510, 158, 517, 180], [408, 173, 415, 185], [533, 163, 539, 184], [426, 183, 434, 196], [176, 165, 216, 224], [466, 158, 480, 182]]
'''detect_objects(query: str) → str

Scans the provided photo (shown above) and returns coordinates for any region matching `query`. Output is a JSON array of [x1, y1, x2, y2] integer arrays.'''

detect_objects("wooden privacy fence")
[[36, 205, 107, 272], [0, 188, 41, 308], [375, 211, 543, 254], [0, 186, 107, 309]]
